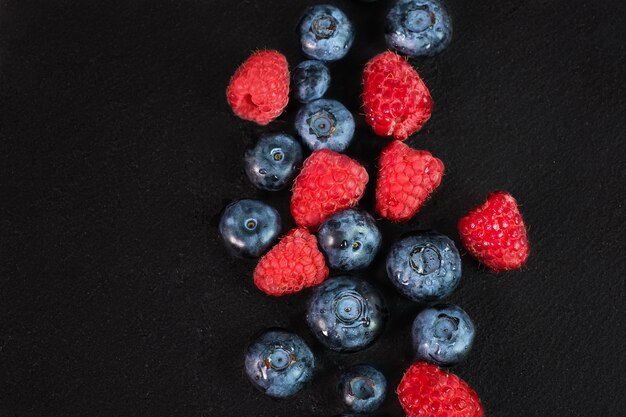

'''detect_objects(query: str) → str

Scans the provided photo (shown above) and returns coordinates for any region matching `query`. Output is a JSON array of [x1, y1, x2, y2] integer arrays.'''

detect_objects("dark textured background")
[[1, 0, 625, 416]]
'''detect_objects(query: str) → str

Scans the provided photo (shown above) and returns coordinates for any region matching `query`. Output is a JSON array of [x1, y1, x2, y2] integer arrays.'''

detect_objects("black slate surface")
[[1, 1, 625, 416]]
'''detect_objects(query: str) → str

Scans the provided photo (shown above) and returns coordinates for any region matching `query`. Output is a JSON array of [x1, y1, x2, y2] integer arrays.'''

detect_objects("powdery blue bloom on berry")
[[244, 133, 303, 191], [318, 209, 381, 271], [292, 60, 331, 103], [412, 303, 475, 366], [386, 231, 461, 302], [295, 99, 355, 152], [385, 0, 453, 57], [299, 5, 355, 61], [339, 365, 387, 413], [218, 199, 281, 258], [244, 329, 315, 398], [306, 276, 387, 352]]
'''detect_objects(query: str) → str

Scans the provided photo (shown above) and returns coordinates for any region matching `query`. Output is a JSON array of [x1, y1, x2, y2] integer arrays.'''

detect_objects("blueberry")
[[293, 60, 331, 103], [339, 365, 387, 413], [295, 99, 355, 152], [412, 303, 475, 366], [298, 5, 355, 61], [218, 199, 281, 258], [244, 133, 303, 191], [306, 276, 388, 352], [386, 231, 461, 302], [244, 328, 315, 398], [318, 209, 382, 271], [385, 0, 453, 57]]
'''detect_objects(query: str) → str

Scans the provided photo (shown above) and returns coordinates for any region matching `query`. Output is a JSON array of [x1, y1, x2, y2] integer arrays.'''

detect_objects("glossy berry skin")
[[296, 99, 355, 152], [397, 362, 483, 417], [244, 133, 303, 191], [362, 52, 432, 140], [385, 0, 453, 57], [376, 140, 444, 221], [293, 60, 331, 103], [317, 209, 382, 271], [458, 191, 529, 271], [226, 50, 290, 125], [306, 276, 388, 352], [386, 231, 461, 302], [244, 329, 315, 398], [218, 199, 281, 258], [298, 5, 355, 62], [254, 228, 328, 296], [291, 149, 368, 230], [339, 365, 387, 413], [412, 304, 475, 366]]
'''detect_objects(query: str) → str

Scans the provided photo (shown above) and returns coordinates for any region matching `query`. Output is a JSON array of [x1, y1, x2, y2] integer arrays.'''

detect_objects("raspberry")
[[397, 362, 484, 417], [253, 228, 329, 296], [291, 149, 368, 230], [376, 140, 444, 221], [458, 191, 530, 272], [226, 50, 290, 125], [362, 51, 432, 140]]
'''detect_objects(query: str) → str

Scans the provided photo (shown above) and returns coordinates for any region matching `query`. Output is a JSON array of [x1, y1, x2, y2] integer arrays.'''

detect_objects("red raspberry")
[[398, 362, 484, 417], [226, 50, 289, 125], [458, 191, 530, 272], [253, 228, 328, 296], [291, 149, 369, 230], [376, 140, 444, 222], [362, 51, 432, 140]]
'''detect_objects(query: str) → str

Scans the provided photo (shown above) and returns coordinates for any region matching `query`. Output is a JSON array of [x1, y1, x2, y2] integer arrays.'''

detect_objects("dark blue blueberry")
[[306, 276, 388, 352], [385, 0, 453, 57], [386, 231, 461, 302], [293, 60, 331, 103], [244, 328, 315, 398], [218, 199, 281, 258], [298, 5, 355, 61], [338, 365, 387, 413], [318, 209, 382, 271], [412, 303, 475, 366], [244, 133, 303, 191], [295, 99, 355, 152]]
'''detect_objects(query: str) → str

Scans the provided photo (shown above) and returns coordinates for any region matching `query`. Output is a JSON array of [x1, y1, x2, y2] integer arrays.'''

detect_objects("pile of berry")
[[221, 2, 529, 416]]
